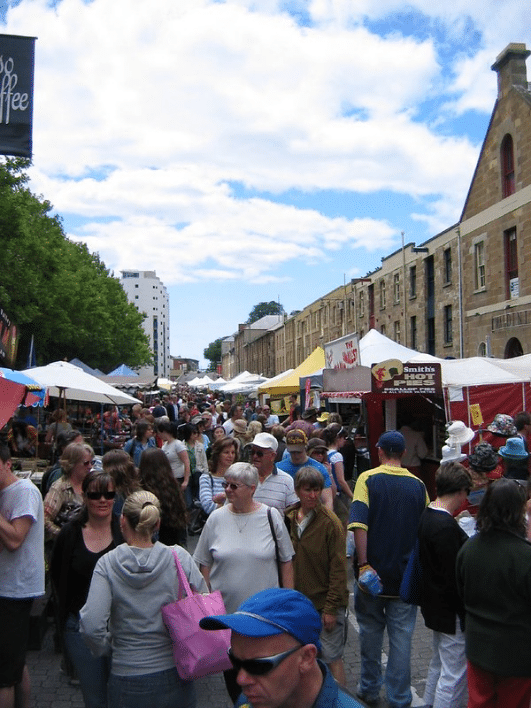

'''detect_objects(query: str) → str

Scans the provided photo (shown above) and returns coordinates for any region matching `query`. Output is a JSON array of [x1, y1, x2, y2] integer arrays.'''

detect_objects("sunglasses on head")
[[227, 645, 301, 676], [86, 490, 116, 500]]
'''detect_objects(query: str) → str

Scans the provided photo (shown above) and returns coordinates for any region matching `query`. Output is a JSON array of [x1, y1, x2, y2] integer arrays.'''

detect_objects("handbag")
[[399, 538, 422, 605], [161, 549, 232, 680]]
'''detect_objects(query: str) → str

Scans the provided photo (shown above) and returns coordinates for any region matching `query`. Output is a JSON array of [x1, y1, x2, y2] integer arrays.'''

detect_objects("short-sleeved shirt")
[[253, 469, 298, 512], [277, 456, 332, 488], [161, 439, 187, 479], [193, 503, 294, 613], [0, 478, 45, 598], [348, 463, 428, 595]]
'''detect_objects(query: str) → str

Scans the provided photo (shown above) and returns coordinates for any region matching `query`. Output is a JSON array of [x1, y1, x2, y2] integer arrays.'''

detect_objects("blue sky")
[[2, 0, 530, 369]]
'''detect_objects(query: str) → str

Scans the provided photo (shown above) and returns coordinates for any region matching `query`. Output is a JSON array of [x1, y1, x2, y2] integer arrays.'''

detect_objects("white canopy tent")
[[22, 361, 141, 405]]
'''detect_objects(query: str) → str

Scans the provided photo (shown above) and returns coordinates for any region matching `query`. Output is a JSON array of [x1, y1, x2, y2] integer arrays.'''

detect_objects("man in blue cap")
[[200, 587, 364, 708], [348, 430, 429, 708]]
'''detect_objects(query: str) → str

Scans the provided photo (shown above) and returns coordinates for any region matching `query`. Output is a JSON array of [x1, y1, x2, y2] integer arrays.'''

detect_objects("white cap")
[[250, 432, 278, 452]]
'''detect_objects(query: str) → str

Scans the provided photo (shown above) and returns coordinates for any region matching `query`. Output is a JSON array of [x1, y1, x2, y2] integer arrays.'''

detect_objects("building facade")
[[120, 270, 170, 377], [460, 43, 531, 358], [218, 43, 531, 380]]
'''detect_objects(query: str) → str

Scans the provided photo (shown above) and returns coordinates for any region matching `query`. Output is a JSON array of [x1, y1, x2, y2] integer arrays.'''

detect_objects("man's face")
[[250, 446, 275, 474], [231, 632, 304, 708], [289, 448, 307, 466], [262, 406, 271, 417], [234, 406, 243, 419]]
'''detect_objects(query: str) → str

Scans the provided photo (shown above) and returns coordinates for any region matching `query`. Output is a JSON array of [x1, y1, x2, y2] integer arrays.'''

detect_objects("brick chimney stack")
[[491, 43, 530, 100]]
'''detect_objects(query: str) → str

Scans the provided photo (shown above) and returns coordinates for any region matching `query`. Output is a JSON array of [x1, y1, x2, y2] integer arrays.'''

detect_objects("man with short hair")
[[223, 405, 244, 435], [349, 431, 428, 708], [200, 587, 364, 708], [0, 446, 44, 708], [277, 430, 333, 511], [151, 398, 167, 418], [262, 404, 280, 431], [248, 433, 298, 513]]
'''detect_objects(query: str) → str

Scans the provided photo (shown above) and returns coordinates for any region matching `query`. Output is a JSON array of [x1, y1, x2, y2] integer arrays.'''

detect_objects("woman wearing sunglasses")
[[193, 462, 295, 702], [50, 470, 122, 708], [44, 442, 95, 542], [80, 490, 207, 708]]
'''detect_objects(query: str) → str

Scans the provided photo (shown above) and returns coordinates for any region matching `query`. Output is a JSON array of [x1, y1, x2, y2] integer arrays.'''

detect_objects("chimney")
[[491, 43, 530, 100]]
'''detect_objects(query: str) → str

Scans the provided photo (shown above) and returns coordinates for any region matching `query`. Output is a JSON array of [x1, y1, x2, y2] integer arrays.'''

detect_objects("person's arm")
[[323, 523, 348, 626], [353, 527, 368, 566], [0, 514, 33, 552], [43, 485, 66, 539], [280, 560, 294, 589], [334, 459, 352, 499], [321, 487, 334, 511], [199, 474, 217, 514], [199, 564, 212, 591], [79, 561, 112, 657], [178, 449, 190, 489]]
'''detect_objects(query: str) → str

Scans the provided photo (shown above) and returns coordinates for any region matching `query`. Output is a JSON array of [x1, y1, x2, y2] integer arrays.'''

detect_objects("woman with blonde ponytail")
[[80, 490, 207, 708]]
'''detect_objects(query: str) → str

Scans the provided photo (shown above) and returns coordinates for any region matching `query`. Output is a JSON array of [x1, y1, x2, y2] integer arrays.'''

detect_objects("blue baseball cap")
[[376, 430, 406, 454], [199, 588, 322, 650]]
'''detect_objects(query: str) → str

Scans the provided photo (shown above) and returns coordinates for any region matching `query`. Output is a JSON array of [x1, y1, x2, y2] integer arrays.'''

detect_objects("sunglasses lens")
[[228, 652, 272, 676], [87, 491, 116, 500]]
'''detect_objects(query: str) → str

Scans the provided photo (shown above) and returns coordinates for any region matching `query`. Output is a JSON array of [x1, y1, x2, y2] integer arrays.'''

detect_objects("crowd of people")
[[2, 389, 531, 708]]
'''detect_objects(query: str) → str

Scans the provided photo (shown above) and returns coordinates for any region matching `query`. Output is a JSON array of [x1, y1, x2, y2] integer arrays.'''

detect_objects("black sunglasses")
[[250, 448, 265, 458], [86, 491, 116, 500], [227, 645, 300, 676]]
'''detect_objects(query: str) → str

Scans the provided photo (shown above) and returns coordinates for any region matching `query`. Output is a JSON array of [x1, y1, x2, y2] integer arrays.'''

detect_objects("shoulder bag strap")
[[267, 507, 282, 587], [171, 548, 193, 600]]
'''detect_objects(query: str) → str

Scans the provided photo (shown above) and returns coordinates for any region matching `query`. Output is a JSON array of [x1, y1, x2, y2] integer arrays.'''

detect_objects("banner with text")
[[0, 34, 36, 157], [324, 332, 360, 369], [371, 360, 442, 395]]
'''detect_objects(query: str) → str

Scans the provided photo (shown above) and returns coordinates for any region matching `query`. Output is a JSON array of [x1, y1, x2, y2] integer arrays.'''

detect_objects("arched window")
[[501, 134, 515, 198], [504, 337, 523, 359], [477, 342, 487, 357]]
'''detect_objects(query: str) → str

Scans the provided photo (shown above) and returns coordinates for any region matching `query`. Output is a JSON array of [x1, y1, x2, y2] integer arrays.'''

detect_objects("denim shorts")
[[108, 666, 196, 708]]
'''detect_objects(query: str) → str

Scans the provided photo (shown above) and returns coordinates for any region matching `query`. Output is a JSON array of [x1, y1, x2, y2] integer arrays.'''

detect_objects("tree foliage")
[[246, 301, 284, 324], [203, 338, 222, 369], [0, 158, 152, 371]]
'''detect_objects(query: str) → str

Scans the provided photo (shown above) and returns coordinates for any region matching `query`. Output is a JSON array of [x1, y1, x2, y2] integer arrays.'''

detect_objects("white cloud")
[[3, 0, 529, 293]]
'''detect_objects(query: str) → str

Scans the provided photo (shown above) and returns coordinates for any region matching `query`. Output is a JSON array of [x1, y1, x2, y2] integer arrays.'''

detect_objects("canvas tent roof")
[[107, 364, 139, 376], [258, 347, 325, 396], [23, 361, 141, 405]]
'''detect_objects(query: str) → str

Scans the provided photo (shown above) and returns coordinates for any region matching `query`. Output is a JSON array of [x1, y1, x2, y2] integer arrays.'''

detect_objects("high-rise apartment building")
[[120, 270, 170, 377]]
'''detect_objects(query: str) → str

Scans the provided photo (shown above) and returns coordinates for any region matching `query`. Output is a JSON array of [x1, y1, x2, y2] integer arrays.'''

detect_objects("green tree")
[[246, 301, 284, 324], [0, 158, 152, 371], [203, 338, 222, 370]]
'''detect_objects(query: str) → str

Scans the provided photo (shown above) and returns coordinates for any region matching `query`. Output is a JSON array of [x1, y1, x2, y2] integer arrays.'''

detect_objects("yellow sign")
[[469, 404, 483, 426]]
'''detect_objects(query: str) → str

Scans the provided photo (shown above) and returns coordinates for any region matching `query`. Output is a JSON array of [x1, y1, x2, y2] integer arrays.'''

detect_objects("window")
[[444, 305, 453, 344], [359, 292, 365, 317], [409, 266, 416, 298], [381, 324, 386, 336], [380, 280, 386, 309], [394, 320, 401, 344], [478, 342, 487, 357], [501, 134, 515, 198], [410, 316, 417, 350], [474, 242, 485, 290], [505, 227, 518, 299], [443, 248, 452, 284], [393, 273, 400, 303]]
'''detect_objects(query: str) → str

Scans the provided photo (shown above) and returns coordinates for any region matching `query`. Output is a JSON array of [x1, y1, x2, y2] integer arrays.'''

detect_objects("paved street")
[[26, 589, 433, 708]]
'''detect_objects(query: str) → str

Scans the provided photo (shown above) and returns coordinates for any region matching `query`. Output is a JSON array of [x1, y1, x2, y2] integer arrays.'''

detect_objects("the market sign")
[[371, 359, 442, 395], [324, 332, 360, 369]]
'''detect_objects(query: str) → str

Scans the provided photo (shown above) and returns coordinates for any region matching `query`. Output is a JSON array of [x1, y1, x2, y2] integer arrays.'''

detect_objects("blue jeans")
[[354, 587, 417, 708], [64, 614, 109, 708], [108, 667, 196, 708]]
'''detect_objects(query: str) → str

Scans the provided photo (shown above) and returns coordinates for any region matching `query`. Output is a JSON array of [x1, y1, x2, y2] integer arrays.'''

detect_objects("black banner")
[[0, 34, 36, 158]]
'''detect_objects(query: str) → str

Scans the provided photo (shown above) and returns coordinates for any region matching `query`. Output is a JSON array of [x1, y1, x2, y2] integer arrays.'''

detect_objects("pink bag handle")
[[171, 549, 193, 600]]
